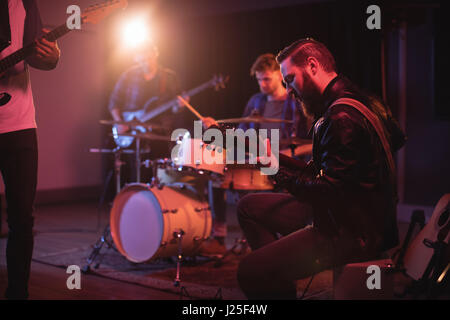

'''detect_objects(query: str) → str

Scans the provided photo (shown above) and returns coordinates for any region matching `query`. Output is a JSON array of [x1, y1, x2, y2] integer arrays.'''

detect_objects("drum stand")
[[173, 229, 185, 287], [83, 146, 128, 273], [173, 228, 198, 300]]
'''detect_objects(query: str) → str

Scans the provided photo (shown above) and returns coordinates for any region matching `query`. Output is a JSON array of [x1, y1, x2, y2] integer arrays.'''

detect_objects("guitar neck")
[[139, 80, 214, 123], [0, 24, 71, 74]]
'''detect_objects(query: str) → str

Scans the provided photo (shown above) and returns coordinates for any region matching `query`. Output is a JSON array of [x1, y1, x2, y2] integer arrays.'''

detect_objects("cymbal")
[[216, 116, 293, 124], [109, 132, 171, 142], [100, 120, 164, 130]]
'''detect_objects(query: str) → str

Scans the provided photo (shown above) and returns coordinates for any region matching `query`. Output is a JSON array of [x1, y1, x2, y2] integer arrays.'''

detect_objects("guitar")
[[267, 153, 310, 191], [0, 0, 128, 106], [113, 74, 228, 148], [403, 194, 450, 281]]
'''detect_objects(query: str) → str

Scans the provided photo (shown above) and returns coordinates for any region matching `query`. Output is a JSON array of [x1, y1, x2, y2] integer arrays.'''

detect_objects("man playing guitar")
[[0, 0, 60, 300]]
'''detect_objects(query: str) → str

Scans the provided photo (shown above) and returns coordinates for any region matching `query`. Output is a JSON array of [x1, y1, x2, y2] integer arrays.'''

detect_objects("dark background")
[[103, 0, 448, 206]]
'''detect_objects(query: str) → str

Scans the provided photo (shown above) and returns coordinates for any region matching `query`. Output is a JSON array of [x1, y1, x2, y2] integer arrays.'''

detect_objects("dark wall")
[[157, 1, 382, 127], [102, 0, 448, 206], [392, 7, 450, 206]]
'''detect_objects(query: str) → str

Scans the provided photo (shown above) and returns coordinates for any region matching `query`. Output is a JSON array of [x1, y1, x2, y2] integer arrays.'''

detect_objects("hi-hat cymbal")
[[216, 116, 293, 124], [109, 132, 171, 142], [100, 120, 164, 130]]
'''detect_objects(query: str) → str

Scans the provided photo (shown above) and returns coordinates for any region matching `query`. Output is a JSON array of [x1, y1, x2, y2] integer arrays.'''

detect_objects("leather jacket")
[[289, 75, 406, 253]]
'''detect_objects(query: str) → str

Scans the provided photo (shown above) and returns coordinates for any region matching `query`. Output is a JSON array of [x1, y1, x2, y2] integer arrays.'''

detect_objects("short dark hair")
[[250, 53, 279, 76], [276, 38, 336, 73]]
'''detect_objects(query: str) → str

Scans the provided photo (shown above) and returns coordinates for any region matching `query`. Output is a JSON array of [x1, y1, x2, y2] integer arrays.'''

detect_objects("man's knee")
[[237, 193, 259, 220]]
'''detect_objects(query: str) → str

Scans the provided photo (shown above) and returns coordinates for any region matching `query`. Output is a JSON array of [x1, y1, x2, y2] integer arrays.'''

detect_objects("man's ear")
[[306, 57, 319, 76]]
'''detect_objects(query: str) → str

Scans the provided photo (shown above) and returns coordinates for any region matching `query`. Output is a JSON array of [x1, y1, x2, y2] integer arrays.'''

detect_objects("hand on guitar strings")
[[31, 29, 60, 70]]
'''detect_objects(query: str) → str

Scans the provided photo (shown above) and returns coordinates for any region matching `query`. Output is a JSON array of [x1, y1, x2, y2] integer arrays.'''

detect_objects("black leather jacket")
[[291, 76, 406, 253]]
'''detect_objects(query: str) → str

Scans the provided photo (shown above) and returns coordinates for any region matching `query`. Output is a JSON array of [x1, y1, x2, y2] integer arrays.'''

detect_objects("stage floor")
[[0, 196, 244, 300], [0, 196, 444, 300]]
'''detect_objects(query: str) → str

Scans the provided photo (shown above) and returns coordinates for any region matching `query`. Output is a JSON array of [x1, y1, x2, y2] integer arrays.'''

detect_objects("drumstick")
[[177, 95, 204, 121]]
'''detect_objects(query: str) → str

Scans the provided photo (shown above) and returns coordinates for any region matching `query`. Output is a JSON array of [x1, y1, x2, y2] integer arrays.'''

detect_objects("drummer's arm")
[[111, 108, 123, 122]]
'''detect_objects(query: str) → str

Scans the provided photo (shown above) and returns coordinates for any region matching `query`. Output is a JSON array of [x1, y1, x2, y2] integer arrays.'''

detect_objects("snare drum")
[[110, 183, 212, 263], [172, 135, 225, 176], [218, 165, 274, 191]]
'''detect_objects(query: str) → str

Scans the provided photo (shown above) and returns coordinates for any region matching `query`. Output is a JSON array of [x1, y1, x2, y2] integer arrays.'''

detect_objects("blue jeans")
[[0, 129, 38, 299]]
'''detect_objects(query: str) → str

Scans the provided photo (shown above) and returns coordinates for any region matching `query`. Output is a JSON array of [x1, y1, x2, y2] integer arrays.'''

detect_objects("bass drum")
[[110, 183, 212, 263]]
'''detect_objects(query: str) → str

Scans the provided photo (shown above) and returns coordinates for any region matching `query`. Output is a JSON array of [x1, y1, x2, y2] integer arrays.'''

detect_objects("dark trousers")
[[237, 192, 370, 300], [0, 129, 38, 299]]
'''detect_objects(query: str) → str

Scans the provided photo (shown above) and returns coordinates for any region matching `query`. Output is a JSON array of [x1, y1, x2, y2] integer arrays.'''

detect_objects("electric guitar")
[[0, 0, 128, 107], [113, 74, 228, 148]]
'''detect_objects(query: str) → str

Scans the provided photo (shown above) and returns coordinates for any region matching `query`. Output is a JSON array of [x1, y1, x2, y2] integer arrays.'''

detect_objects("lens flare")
[[122, 17, 151, 48]]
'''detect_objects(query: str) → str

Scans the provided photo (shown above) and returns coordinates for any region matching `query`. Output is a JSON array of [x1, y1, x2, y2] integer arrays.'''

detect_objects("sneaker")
[[198, 237, 227, 257]]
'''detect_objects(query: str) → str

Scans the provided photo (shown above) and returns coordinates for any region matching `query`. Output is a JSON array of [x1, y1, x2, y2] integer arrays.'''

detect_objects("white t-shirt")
[[0, 0, 37, 134]]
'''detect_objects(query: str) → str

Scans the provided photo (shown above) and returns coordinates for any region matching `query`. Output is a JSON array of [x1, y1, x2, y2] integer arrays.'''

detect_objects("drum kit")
[[84, 112, 312, 283]]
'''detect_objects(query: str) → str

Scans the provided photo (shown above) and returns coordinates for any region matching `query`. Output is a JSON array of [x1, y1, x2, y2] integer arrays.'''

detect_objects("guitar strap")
[[330, 97, 396, 178]]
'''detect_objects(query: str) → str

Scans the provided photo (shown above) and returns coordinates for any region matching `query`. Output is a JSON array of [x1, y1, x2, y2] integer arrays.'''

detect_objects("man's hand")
[[115, 124, 130, 135], [27, 29, 60, 70], [201, 117, 219, 129]]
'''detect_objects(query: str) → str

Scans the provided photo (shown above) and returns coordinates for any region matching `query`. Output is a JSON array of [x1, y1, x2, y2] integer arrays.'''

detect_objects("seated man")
[[236, 38, 406, 299]]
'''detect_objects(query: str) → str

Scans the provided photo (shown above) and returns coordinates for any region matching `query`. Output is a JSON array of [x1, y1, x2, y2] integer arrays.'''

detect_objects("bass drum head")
[[110, 184, 163, 263]]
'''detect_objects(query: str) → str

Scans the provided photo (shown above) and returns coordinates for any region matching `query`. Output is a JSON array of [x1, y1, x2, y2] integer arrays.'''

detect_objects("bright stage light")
[[121, 17, 151, 49]]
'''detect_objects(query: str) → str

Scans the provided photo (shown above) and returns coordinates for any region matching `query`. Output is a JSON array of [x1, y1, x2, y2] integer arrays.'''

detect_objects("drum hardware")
[[83, 146, 130, 273], [174, 229, 186, 287], [213, 238, 249, 268], [82, 225, 116, 273]]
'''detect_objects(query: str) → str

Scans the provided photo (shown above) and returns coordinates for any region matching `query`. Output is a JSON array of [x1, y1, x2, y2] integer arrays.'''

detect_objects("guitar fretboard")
[[139, 79, 215, 122], [0, 23, 71, 73]]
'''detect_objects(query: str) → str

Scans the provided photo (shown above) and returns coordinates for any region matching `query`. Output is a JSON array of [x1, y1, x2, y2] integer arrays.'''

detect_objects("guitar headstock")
[[82, 0, 128, 25], [210, 74, 229, 91]]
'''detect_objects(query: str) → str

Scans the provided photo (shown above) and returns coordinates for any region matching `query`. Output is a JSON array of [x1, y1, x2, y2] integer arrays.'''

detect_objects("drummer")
[[200, 53, 311, 256]]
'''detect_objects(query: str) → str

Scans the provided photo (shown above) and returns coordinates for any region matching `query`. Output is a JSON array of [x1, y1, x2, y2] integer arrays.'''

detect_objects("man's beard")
[[295, 71, 325, 119]]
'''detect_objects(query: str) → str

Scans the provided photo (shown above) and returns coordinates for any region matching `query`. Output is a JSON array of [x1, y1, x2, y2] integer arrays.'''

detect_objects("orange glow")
[[121, 16, 152, 49]]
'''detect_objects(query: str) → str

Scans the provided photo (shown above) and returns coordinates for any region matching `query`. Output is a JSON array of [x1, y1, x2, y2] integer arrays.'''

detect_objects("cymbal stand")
[[173, 229, 195, 299], [83, 146, 125, 273], [174, 229, 186, 287], [135, 136, 141, 183]]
